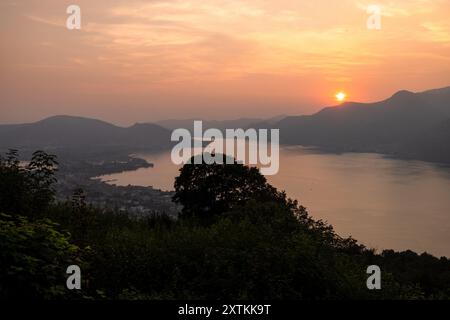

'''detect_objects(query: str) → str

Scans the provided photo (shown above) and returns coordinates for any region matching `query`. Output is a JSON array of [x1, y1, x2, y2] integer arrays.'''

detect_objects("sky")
[[0, 0, 449, 125]]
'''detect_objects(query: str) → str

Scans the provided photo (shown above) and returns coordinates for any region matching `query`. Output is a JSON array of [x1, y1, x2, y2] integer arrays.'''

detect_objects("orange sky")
[[1, 0, 449, 125]]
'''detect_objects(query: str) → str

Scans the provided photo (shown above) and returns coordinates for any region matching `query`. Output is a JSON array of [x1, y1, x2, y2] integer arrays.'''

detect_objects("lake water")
[[98, 147, 450, 257]]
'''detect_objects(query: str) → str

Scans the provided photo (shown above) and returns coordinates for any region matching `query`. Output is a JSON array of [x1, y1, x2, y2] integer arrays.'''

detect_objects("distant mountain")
[[0, 115, 172, 156], [156, 117, 285, 132], [2, 86, 449, 164], [269, 86, 450, 163]]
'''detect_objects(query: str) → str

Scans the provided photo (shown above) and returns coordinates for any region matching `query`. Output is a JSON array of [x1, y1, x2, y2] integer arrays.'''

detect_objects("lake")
[[98, 146, 450, 257]]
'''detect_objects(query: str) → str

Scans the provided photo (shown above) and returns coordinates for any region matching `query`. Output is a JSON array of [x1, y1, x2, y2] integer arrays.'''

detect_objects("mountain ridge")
[[269, 86, 450, 163], [0, 114, 172, 153], [1, 86, 449, 163]]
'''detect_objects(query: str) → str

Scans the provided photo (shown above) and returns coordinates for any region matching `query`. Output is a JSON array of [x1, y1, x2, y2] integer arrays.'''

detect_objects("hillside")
[[0, 115, 172, 156], [271, 87, 450, 163]]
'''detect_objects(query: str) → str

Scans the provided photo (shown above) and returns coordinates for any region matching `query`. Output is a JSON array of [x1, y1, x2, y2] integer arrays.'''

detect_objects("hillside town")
[[56, 157, 180, 218]]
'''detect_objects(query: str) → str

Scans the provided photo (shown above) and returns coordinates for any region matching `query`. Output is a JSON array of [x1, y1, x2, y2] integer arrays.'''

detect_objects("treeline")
[[1, 150, 449, 299]]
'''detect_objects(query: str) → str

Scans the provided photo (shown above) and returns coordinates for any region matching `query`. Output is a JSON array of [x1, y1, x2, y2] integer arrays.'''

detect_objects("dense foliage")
[[0, 149, 58, 216], [0, 213, 81, 299], [0, 150, 449, 299]]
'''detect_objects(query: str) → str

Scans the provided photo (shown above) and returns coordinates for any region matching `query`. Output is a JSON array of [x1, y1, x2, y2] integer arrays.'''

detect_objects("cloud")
[[24, 14, 63, 27], [420, 21, 450, 44]]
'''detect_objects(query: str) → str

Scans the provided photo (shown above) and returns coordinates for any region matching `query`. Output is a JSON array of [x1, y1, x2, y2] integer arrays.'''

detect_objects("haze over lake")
[[98, 147, 450, 257]]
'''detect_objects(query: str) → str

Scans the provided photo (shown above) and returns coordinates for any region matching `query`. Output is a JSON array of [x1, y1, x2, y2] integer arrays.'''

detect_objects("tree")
[[71, 188, 87, 211], [0, 150, 58, 217], [0, 149, 29, 215], [173, 154, 288, 223], [27, 150, 59, 214]]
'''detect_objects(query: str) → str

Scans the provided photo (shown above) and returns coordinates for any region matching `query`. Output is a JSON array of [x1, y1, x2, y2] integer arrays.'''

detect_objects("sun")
[[335, 92, 347, 102]]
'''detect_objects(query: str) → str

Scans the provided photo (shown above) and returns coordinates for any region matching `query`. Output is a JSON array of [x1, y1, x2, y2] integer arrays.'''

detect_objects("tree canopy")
[[173, 154, 289, 224], [0, 149, 58, 217]]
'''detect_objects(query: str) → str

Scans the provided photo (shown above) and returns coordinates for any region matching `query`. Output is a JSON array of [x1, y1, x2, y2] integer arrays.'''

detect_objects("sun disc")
[[336, 92, 346, 102]]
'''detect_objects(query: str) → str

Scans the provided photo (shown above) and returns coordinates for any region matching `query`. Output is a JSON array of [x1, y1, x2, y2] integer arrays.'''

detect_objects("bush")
[[0, 213, 81, 299]]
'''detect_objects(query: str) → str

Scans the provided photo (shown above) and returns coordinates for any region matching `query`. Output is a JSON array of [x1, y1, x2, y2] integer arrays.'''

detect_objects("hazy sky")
[[1, 0, 449, 125]]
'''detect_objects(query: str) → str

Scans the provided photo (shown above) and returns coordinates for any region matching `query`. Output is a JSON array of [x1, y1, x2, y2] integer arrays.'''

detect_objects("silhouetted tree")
[[0, 149, 28, 215], [71, 188, 87, 210], [27, 151, 58, 213], [173, 154, 287, 224], [0, 150, 58, 216]]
